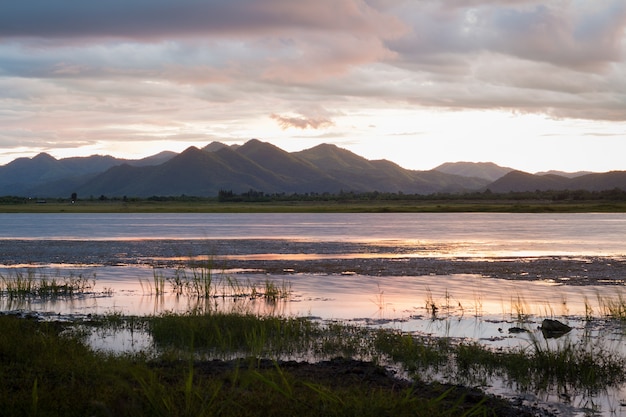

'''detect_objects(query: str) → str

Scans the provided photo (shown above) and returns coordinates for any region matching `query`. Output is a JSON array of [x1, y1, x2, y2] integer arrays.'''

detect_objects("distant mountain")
[[569, 171, 626, 191], [487, 170, 626, 193], [236, 139, 330, 188], [0, 153, 122, 196], [434, 162, 513, 182], [0, 152, 175, 196], [534, 170, 592, 178], [294, 143, 488, 194], [0, 141, 623, 198], [76, 139, 488, 198], [202, 142, 230, 152], [487, 171, 570, 193], [74, 146, 283, 197], [134, 151, 177, 166]]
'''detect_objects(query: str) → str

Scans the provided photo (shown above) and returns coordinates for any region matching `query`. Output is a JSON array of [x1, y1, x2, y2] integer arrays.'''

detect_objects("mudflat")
[[1, 238, 624, 286]]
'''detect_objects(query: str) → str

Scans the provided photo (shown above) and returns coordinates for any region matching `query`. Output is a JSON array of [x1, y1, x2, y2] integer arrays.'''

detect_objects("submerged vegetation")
[[0, 269, 95, 299], [143, 263, 291, 303]]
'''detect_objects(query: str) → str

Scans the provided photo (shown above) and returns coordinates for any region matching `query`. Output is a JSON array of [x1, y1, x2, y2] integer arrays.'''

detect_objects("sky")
[[1, 0, 625, 173]]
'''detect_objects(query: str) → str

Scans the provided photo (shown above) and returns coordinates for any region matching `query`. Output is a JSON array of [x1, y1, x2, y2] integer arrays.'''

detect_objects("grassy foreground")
[[0, 314, 518, 417], [2, 311, 625, 416]]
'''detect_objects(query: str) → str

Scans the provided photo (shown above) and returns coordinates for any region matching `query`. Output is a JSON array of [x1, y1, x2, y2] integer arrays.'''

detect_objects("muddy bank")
[[1, 239, 624, 286], [159, 357, 555, 417], [213, 256, 626, 285]]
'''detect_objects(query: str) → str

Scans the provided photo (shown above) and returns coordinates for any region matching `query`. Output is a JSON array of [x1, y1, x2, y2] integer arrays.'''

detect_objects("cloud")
[[270, 113, 335, 130], [0, 0, 404, 40], [1, 0, 626, 165], [0, 0, 406, 85], [387, 1, 626, 69]]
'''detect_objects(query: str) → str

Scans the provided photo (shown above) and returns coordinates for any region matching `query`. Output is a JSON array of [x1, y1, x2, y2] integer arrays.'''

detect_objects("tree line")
[[0, 187, 625, 205], [217, 188, 626, 203]]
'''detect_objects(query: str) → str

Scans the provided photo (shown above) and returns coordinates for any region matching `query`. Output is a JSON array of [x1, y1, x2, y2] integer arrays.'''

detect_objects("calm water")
[[1, 212, 625, 257]]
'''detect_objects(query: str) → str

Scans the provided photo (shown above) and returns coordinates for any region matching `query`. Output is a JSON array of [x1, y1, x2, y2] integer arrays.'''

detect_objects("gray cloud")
[[0, 0, 403, 39], [387, 1, 626, 69]]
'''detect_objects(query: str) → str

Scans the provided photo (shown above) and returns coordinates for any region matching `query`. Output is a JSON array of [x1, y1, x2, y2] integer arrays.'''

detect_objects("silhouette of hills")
[[433, 161, 514, 182], [487, 170, 626, 193], [0, 140, 623, 198]]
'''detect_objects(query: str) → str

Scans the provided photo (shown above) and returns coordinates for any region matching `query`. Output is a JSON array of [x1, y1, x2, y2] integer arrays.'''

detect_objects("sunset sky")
[[1, 0, 625, 173]]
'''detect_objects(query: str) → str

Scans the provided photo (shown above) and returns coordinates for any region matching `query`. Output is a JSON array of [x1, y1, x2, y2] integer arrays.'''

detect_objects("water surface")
[[2, 212, 625, 257]]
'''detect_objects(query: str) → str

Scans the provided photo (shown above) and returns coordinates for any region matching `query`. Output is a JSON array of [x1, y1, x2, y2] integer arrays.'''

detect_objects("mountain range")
[[0, 139, 624, 198]]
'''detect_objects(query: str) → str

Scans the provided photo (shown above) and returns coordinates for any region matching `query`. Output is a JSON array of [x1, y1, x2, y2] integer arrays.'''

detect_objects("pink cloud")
[[270, 113, 335, 130]]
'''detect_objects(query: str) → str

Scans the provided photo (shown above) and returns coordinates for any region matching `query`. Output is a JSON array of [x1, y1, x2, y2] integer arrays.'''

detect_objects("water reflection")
[[2, 266, 623, 346]]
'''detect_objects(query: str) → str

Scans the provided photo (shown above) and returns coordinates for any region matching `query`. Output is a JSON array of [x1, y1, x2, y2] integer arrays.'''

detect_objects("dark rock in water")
[[540, 319, 572, 339], [508, 327, 528, 334]]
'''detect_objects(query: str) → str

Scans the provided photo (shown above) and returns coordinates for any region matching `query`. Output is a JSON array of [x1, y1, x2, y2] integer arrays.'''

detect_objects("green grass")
[[148, 312, 372, 361], [0, 314, 509, 417], [2, 198, 626, 213], [0, 269, 95, 299], [141, 265, 292, 308], [1, 309, 625, 415]]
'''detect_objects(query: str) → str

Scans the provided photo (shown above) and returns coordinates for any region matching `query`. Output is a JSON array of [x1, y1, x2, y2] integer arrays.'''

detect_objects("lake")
[[1, 212, 626, 415], [2, 211, 626, 253]]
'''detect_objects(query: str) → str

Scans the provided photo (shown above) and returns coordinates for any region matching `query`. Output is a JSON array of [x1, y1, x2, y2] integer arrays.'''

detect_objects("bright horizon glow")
[[1, 1, 625, 174]]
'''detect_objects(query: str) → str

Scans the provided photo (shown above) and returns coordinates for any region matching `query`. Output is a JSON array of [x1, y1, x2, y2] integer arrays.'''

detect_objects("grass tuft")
[[0, 269, 95, 299]]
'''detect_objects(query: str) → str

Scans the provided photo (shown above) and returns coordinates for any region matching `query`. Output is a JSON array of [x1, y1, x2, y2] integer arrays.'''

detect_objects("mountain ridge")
[[0, 141, 623, 197]]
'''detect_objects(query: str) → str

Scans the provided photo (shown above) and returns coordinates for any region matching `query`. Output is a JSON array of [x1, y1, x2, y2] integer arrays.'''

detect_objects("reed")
[[373, 329, 452, 374], [596, 291, 626, 321], [142, 263, 294, 315], [262, 278, 291, 303], [0, 269, 95, 299], [454, 332, 626, 395], [152, 268, 166, 296], [149, 312, 324, 359], [424, 287, 438, 318], [510, 294, 531, 324]]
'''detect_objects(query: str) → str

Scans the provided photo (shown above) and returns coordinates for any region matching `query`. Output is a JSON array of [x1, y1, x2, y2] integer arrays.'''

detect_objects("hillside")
[[0, 140, 623, 198], [433, 162, 513, 182], [488, 170, 626, 193]]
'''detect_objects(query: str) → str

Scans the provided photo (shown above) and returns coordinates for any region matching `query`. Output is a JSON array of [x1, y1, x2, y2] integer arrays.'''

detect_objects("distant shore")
[[1, 198, 626, 213]]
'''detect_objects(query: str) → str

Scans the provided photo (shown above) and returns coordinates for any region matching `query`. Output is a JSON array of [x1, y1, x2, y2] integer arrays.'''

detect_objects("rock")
[[508, 327, 528, 334], [540, 319, 572, 338]]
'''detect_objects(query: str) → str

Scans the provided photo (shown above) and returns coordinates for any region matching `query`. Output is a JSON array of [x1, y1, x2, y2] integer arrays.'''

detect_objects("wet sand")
[[1, 239, 624, 286]]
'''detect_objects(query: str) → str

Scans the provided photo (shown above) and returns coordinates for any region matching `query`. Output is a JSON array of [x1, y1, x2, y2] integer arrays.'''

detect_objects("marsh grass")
[[373, 330, 453, 375], [149, 312, 349, 360], [0, 269, 95, 299], [140, 263, 292, 308], [0, 314, 501, 417], [456, 335, 626, 397], [596, 291, 626, 321]]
